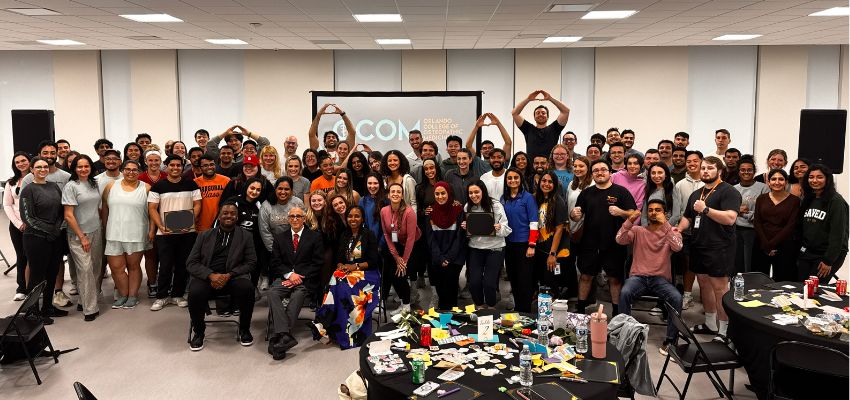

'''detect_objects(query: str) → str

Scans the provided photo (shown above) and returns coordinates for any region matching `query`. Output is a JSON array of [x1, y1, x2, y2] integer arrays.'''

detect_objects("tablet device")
[[164, 210, 195, 232], [466, 212, 495, 236]]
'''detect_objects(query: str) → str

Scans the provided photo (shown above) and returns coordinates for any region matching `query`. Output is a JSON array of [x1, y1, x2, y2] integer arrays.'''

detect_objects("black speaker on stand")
[[11, 109, 55, 156]]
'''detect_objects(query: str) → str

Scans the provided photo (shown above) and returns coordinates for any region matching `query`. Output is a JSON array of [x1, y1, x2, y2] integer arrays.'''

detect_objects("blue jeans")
[[619, 275, 682, 340]]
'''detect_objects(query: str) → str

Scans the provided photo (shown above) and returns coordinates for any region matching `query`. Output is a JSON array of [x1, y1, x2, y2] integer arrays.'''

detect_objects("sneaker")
[[150, 298, 169, 311], [123, 297, 139, 309], [239, 330, 254, 347], [84, 312, 99, 322], [45, 307, 69, 317], [189, 333, 205, 351], [41, 316, 54, 325], [68, 286, 78, 295], [112, 296, 128, 309], [13, 293, 26, 301], [659, 339, 674, 356], [682, 294, 693, 310], [53, 291, 72, 307], [649, 307, 663, 316], [258, 276, 269, 291], [147, 285, 157, 299], [173, 297, 188, 307]]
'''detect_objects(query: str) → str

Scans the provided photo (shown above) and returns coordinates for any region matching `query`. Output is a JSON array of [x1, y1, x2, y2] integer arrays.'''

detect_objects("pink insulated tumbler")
[[590, 304, 608, 359]]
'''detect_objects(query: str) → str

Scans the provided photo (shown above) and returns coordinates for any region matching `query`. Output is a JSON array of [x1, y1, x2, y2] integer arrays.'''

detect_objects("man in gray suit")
[[266, 206, 324, 360], [186, 201, 257, 351]]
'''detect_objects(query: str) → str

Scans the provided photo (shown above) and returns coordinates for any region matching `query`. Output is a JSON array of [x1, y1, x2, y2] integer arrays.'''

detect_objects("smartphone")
[[413, 381, 440, 396]]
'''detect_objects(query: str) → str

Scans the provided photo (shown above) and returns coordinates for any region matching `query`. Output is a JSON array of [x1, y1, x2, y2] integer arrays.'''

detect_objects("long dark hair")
[[644, 162, 673, 212], [381, 149, 411, 177], [69, 154, 98, 189], [535, 171, 562, 232], [502, 167, 527, 202], [415, 159, 443, 207], [365, 172, 387, 222], [63, 150, 80, 172], [512, 151, 534, 178], [123, 142, 144, 162], [7, 151, 30, 186], [240, 177, 266, 204], [270, 176, 294, 205], [801, 164, 837, 212], [347, 151, 369, 177], [466, 180, 493, 214], [324, 194, 347, 234], [788, 158, 811, 184]]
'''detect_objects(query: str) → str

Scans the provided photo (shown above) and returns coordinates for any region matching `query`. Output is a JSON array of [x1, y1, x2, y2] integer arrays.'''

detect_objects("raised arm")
[[466, 114, 487, 154], [337, 105, 357, 149], [512, 90, 540, 127], [308, 104, 331, 150], [489, 113, 512, 156], [540, 90, 570, 127]]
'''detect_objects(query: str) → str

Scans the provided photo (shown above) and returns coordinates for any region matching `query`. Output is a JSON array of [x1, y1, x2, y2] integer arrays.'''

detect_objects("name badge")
[[694, 215, 701, 229], [800, 246, 806, 253], [391, 231, 399, 243], [553, 263, 561, 275]]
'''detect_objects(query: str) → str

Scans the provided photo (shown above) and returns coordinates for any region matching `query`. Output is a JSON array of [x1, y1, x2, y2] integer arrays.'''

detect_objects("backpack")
[[338, 370, 368, 400]]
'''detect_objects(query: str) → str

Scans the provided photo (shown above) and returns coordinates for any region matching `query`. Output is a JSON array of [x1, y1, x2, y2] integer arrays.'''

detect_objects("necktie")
[[293, 233, 299, 252]]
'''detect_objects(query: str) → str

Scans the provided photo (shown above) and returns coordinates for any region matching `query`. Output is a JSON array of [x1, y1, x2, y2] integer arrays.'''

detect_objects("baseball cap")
[[103, 149, 121, 159], [243, 155, 259, 166]]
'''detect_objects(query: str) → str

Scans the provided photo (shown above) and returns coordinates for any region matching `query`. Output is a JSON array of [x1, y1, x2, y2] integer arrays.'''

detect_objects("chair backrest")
[[663, 301, 713, 365], [18, 281, 46, 316], [741, 272, 774, 289], [769, 341, 848, 399], [74, 381, 98, 400]]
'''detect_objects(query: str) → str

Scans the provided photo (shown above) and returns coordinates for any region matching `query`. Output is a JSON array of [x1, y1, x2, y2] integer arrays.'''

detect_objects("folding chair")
[[655, 302, 740, 400], [1, 245, 15, 275], [187, 293, 240, 343], [629, 294, 668, 327], [769, 341, 849, 400], [0, 282, 59, 385], [73, 381, 98, 400]]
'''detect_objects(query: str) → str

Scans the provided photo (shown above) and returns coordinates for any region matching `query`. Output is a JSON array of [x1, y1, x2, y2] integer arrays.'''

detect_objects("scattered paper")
[[738, 300, 767, 308], [437, 368, 465, 381], [820, 305, 850, 316], [368, 339, 393, 356], [431, 328, 450, 341], [465, 304, 476, 314], [452, 307, 462, 313], [469, 334, 500, 343], [375, 328, 407, 340], [782, 285, 796, 289], [820, 290, 842, 302]]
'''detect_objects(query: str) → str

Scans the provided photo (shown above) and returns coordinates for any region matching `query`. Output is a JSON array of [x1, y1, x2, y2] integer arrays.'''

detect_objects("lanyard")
[[699, 183, 718, 202]]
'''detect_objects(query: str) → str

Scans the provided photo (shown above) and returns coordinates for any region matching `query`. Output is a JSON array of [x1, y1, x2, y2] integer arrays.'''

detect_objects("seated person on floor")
[[266, 206, 324, 360], [311, 205, 381, 349], [186, 201, 257, 351], [615, 199, 684, 355]]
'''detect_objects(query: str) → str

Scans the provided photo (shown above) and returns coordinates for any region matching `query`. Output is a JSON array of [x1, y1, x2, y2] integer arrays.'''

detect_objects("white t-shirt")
[[480, 170, 506, 201]]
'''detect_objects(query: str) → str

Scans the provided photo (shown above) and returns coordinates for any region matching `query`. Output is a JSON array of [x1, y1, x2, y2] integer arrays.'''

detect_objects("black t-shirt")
[[209, 229, 232, 273], [683, 181, 742, 248], [575, 183, 637, 250], [520, 120, 565, 159], [216, 162, 241, 179], [538, 195, 569, 256]]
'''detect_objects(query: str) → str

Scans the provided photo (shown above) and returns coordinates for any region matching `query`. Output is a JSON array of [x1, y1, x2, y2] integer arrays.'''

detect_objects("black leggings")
[[429, 262, 462, 310], [23, 234, 62, 312], [382, 243, 411, 304], [505, 242, 536, 312], [9, 222, 27, 293]]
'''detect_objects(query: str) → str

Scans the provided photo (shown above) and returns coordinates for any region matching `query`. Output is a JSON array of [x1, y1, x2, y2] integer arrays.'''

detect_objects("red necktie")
[[293, 233, 299, 252]]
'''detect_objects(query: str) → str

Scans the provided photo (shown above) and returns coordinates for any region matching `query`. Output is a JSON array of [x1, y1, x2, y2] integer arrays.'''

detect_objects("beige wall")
[[514, 48, 562, 154], [594, 47, 689, 153], [129, 50, 179, 138], [401, 50, 446, 91], [243, 50, 334, 150], [52, 50, 102, 145]]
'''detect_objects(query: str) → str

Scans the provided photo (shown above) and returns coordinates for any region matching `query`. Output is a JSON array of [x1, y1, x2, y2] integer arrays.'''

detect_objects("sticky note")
[[428, 307, 439, 318], [431, 328, 449, 340], [452, 307, 462, 313], [465, 304, 476, 314], [502, 313, 519, 321], [738, 300, 767, 308], [469, 334, 500, 343]]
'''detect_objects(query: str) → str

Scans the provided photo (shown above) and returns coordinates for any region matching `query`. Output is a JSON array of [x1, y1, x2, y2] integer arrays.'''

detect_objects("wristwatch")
[[701, 207, 710, 216], [549, 251, 556, 256]]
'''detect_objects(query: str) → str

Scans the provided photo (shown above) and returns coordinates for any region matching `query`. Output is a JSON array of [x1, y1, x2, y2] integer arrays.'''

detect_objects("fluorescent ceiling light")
[[544, 36, 583, 43], [354, 14, 402, 22], [6, 8, 61, 16], [713, 34, 762, 41], [120, 14, 183, 22], [205, 38, 247, 45], [548, 4, 595, 12], [582, 10, 636, 19], [376, 39, 410, 45], [37, 39, 84, 46], [809, 7, 850, 16]]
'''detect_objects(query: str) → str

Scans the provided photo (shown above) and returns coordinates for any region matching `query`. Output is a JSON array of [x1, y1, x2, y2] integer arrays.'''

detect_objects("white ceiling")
[[0, 0, 847, 50]]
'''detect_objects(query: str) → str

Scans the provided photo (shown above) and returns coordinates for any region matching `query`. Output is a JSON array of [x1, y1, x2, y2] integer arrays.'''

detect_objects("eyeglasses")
[[123, 169, 139, 173], [285, 141, 297, 145], [288, 215, 305, 219], [592, 168, 610, 174], [33, 166, 49, 170], [563, 138, 576, 142], [105, 157, 121, 161], [552, 153, 568, 157]]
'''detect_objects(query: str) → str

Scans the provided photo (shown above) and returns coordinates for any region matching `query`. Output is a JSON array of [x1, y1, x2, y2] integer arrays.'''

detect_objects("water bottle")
[[537, 319, 550, 347], [733, 273, 745, 301], [519, 345, 533, 387], [537, 286, 553, 325], [575, 321, 589, 354]]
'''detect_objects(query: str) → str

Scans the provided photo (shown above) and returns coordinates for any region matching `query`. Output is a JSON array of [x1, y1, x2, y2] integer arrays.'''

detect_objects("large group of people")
[[3, 94, 848, 360]]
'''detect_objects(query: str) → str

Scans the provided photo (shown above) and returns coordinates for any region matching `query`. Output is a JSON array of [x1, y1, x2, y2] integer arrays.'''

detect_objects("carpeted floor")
[[0, 212, 759, 399]]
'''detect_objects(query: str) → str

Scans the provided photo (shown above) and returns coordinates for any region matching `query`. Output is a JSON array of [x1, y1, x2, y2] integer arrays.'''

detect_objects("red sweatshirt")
[[615, 219, 683, 281]]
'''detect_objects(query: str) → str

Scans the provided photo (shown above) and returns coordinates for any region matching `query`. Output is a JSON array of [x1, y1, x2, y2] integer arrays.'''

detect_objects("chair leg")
[[729, 369, 735, 395], [44, 333, 59, 363], [706, 372, 725, 397], [656, 355, 672, 392], [18, 339, 42, 385], [680, 371, 694, 400], [709, 369, 735, 399]]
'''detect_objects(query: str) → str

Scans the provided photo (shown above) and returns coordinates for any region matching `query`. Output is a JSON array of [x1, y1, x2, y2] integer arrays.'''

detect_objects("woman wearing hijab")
[[426, 182, 466, 310]]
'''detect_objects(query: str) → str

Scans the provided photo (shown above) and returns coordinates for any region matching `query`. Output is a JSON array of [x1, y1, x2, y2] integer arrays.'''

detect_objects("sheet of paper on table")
[[369, 339, 393, 356], [820, 305, 850, 316], [769, 314, 799, 326], [469, 334, 500, 343], [375, 328, 407, 340], [788, 296, 820, 309], [738, 300, 767, 308], [782, 285, 797, 289], [820, 290, 843, 302]]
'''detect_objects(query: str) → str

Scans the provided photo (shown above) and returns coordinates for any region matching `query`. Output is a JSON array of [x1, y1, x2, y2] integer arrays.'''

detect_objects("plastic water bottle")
[[519, 345, 533, 387], [733, 273, 745, 301], [537, 287, 553, 325], [537, 319, 550, 347], [575, 321, 589, 354]]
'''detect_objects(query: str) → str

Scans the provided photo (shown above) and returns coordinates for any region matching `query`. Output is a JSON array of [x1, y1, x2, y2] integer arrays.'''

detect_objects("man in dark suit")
[[266, 206, 324, 360], [186, 201, 257, 351]]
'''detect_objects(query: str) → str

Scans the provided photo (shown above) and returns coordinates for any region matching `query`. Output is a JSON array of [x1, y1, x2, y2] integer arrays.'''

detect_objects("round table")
[[360, 317, 624, 399], [723, 281, 848, 400]]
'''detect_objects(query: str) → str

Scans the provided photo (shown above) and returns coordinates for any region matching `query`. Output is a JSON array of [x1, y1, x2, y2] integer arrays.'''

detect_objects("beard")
[[701, 172, 719, 183], [491, 162, 504, 171]]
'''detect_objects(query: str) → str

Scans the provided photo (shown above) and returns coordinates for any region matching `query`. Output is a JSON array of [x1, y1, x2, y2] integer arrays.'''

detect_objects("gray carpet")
[[0, 212, 758, 399]]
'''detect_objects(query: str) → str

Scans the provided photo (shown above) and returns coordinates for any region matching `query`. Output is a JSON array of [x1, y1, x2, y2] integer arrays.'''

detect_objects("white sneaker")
[[173, 297, 188, 307], [53, 291, 72, 307], [150, 298, 169, 311], [682, 294, 693, 310], [68, 286, 78, 296], [13, 293, 26, 301]]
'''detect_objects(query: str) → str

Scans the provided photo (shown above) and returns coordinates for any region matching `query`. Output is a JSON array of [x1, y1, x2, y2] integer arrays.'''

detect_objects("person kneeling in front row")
[[186, 201, 257, 351], [266, 206, 324, 360], [616, 199, 684, 356]]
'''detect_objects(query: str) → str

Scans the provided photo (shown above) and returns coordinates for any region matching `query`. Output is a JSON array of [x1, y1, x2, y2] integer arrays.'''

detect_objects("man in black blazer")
[[185, 201, 257, 351], [266, 206, 324, 360]]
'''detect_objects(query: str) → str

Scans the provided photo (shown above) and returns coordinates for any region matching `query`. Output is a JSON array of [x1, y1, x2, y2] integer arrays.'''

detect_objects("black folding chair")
[[769, 341, 849, 400], [0, 245, 14, 275], [655, 302, 740, 399], [741, 272, 774, 289], [0, 281, 59, 385], [187, 293, 240, 343], [73, 381, 98, 400], [628, 294, 668, 327]]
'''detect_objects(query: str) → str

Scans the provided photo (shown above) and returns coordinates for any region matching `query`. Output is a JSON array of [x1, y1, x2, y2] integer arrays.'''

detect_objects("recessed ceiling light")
[[548, 4, 595, 12], [120, 14, 183, 22], [809, 7, 850, 16], [205, 39, 247, 45], [582, 10, 637, 19], [37, 39, 84, 46], [713, 34, 762, 41], [6, 8, 61, 16], [354, 14, 402, 22], [543, 36, 583, 43], [375, 39, 410, 45]]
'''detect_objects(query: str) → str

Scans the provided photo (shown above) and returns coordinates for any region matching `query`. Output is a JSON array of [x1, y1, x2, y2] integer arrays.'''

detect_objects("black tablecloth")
[[723, 281, 849, 400], [360, 315, 624, 399]]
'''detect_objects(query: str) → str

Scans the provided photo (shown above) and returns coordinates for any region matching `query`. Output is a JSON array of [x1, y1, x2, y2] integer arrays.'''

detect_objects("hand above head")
[[527, 90, 543, 101], [538, 90, 552, 101]]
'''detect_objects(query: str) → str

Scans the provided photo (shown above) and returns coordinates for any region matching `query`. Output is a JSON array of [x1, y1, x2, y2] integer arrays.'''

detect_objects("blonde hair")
[[259, 145, 282, 179], [305, 190, 326, 231]]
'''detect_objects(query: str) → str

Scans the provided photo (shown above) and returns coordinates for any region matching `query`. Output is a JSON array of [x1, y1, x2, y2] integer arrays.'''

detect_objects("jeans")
[[67, 228, 104, 315], [188, 277, 255, 334], [619, 275, 682, 340], [9, 222, 27, 293], [467, 247, 504, 307], [23, 233, 62, 312], [156, 233, 197, 299]]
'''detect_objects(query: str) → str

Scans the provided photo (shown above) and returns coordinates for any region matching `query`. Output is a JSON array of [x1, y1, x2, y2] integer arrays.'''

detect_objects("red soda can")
[[420, 323, 432, 347], [809, 276, 819, 292], [804, 279, 815, 298], [837, 280, 847, 296]]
